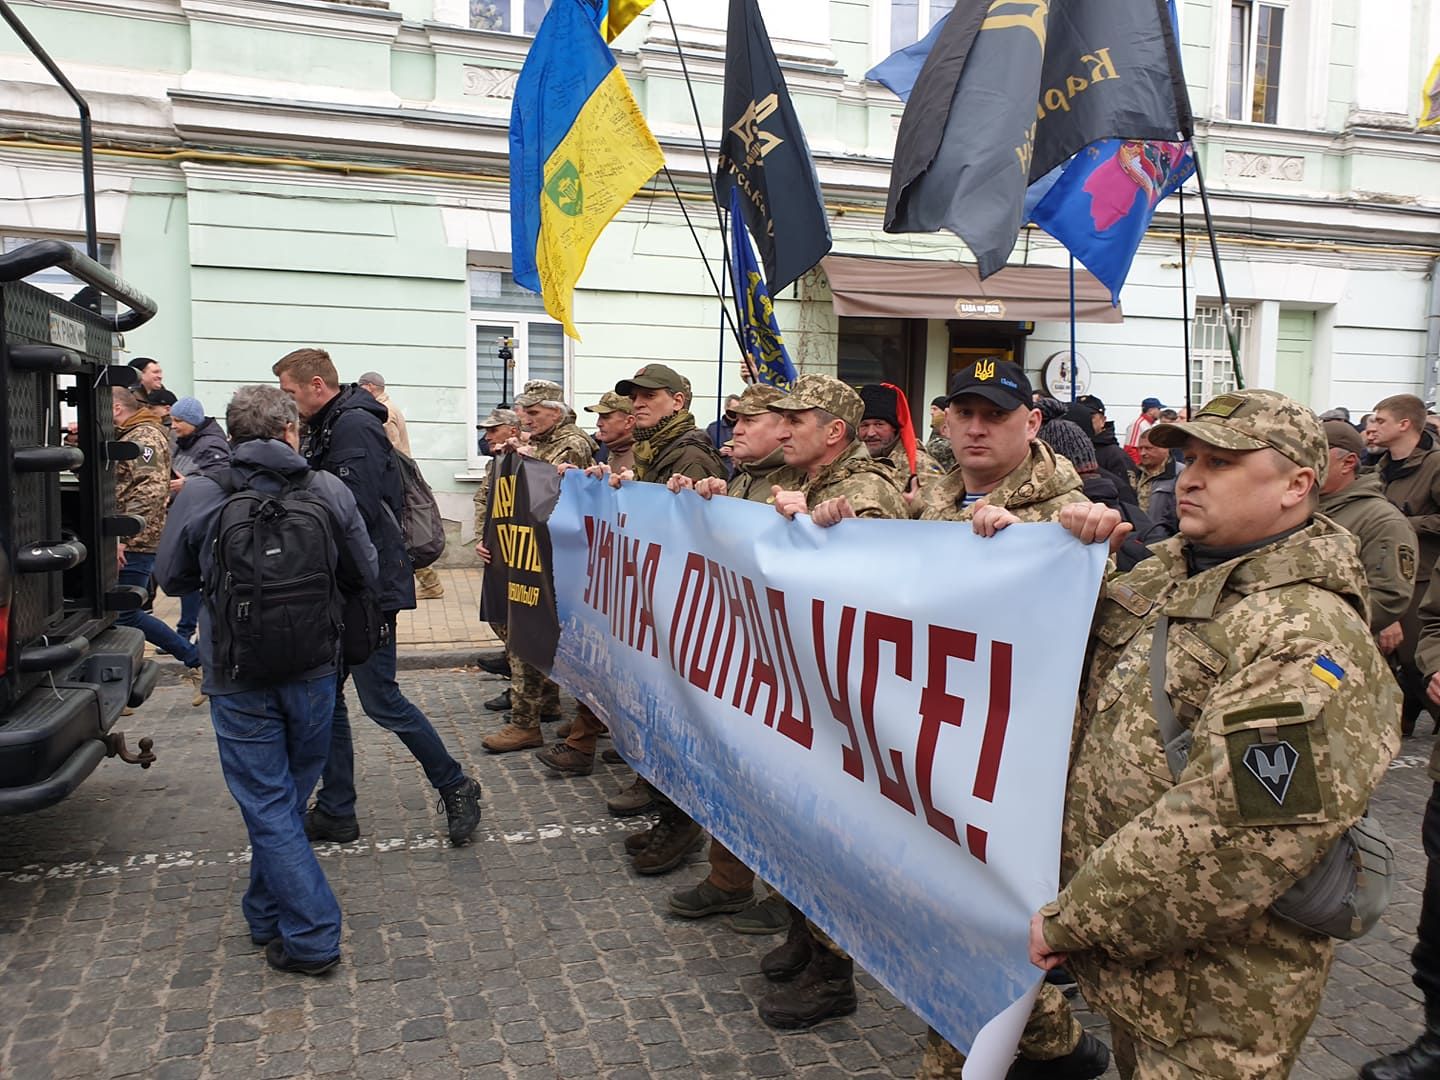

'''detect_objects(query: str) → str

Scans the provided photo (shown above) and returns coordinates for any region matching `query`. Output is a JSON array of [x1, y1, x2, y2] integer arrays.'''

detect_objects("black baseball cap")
[[945, 359, 1033, 412]]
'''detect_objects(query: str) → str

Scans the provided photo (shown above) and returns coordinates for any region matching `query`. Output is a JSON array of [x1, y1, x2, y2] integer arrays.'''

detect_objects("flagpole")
[[1068, 256, 1078, 404], [1178, 185, 1194, 418], [662, 166, 746, 352], [1191, 155, 1245, 389]]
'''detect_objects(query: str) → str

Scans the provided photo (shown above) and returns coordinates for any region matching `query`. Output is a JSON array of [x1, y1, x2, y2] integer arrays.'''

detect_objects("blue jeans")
[[211, 678, 342, 962], [314, 616, 464, 819], [117, 552, 199, 667], [176, 590, 201, 642]]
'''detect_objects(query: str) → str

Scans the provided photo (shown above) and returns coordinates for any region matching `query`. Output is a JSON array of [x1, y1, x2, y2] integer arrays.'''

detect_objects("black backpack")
[[206, 469, 343, 684], [392, 448, 445, 570]]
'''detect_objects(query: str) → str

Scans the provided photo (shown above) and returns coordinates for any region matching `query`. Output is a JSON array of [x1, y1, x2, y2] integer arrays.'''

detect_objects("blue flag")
[[865, 13, 949, 102], [728, 187, 797, 391], [1027, 138, 1194, 304]]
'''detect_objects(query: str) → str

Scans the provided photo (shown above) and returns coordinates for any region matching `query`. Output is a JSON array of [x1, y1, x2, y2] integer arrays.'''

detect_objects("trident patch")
[[1243, 741, 1299, 805]]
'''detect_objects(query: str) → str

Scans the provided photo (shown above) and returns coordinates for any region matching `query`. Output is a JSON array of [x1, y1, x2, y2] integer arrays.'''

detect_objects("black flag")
[[478, 454, 562, 673], [885, 0, 1192, 277], [717, 0, 832, 292]]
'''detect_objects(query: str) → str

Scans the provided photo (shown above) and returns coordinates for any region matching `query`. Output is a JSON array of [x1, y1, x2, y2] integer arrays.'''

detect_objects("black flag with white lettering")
[[885, 0, 1193, 277], [716, 0, 832, 292], [479, 453, 562, 672]]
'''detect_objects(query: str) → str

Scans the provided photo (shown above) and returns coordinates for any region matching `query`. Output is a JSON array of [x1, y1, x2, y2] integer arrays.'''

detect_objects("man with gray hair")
[[156, 385, 379, 975]]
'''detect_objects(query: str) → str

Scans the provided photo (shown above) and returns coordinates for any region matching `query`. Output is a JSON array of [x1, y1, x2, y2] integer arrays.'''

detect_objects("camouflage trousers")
[[916, 983, 1080, 1079]]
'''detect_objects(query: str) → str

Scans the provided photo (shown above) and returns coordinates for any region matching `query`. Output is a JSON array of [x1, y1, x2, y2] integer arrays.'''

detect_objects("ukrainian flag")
[[596, 0, 655, 41], [1422, 54, 1440, 129], [510, 0, 664, 339]]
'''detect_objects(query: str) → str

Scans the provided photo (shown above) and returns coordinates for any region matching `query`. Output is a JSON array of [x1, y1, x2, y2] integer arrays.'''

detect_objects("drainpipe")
[[1427, 258, 1440, 406]]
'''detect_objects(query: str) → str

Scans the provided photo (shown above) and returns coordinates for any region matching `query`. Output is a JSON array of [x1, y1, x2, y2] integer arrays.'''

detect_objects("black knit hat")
[[859, 384, 901, 430], [1038, 418, 1097, 470]]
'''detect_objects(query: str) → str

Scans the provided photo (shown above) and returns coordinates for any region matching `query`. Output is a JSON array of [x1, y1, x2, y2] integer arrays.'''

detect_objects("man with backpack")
[[155, 385, 378, 975], [273, 348, 482, 847]]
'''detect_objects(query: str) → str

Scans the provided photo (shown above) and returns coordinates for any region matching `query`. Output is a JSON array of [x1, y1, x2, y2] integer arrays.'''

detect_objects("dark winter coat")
[[304, 384, 415, 613], [171, 417, 231, 480], [1080, 469, 1158, 571]]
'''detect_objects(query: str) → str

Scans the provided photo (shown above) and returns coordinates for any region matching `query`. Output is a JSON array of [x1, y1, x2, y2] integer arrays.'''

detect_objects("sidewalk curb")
[[152, 649, 504, 681]]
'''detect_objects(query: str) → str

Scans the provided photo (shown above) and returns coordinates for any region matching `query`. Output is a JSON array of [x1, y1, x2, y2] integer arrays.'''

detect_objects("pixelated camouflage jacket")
[[882, 438, 946, 487], [925, 428, 956, 473], [729, 448, 807, 504], [1319, 473, 1417, 630], [801, 441, 908, 519], [531, 421, 595, 470], [116, 408, 172, 552], [472, 453, 502, 540], [919, 440, 1086, 523], [1044, 517, 1400, 1052]]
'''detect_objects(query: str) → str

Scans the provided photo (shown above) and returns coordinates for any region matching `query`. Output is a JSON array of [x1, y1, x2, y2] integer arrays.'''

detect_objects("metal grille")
[[1191, 303, 1252, 405]]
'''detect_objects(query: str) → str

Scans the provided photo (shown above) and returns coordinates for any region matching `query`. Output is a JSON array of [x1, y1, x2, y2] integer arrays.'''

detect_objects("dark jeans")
[[1415, 781, 1440, 1002], [176, 590, 201, 642], [314, 616, 464, 819], [211, 678, 342, 962], [117, 552, 199, 667]]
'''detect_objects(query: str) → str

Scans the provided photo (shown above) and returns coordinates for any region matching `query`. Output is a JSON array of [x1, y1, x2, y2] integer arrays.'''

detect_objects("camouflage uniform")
[[881, 437, 946, 490], [116, 407, 172, 552], [584, 390, 636, 474], [926, 427, 957, 473], [1039, 392, 1400, 1078], [730, 448, 807, 503], [1320, 471, 1417, 632]]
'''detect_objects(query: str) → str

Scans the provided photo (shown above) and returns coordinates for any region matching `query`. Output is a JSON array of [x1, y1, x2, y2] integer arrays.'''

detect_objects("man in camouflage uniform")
[[114, 387, 203, 699], [1319, 419, 1416, 648], [926, 394, 957, 473], [598, 364, 729, 868], [1022, 390, 1399, 1079], [586, 390, 636, 474], [857, 384, 945, 493], [481, 381, 594, 753], [743, 375, 908, 1031], [473, 407, 523, 709]]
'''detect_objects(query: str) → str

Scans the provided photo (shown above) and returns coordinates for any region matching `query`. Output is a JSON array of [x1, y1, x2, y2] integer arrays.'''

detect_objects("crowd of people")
[[116, 343, 1440, 1077]]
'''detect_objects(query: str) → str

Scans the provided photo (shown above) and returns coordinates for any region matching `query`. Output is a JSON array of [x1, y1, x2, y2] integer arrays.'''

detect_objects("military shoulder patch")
[[1223, 717, 1325, 824], [1309, 655, 1345, 691], [1401, 544, 1417, 583], [1242, 741, 1299, 805], [140, 446, 155, 464], [1199, 393, 1246, 418]]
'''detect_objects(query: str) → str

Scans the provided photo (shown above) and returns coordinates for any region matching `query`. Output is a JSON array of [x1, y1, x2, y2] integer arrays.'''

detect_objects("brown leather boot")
[[757, 947, 856, 1029], [606, 777, 656, 816], [481, 722, 542, 753], [761, 902, 814, 981], [535, 744, 594, 776], [623, 825, 655, 854], [632, 808, 703, 875]]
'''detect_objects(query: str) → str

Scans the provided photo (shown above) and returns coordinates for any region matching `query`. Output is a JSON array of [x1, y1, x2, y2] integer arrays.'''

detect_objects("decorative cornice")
[[179, 0, 401, 43]]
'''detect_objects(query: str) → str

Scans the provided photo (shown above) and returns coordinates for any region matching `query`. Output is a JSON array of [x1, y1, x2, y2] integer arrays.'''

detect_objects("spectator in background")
[[705, 394, 741, 472], [168, 396, 231, 644], [1123, 396, 1164, 464], [356, 372, 443, 601], [1363, 413, 1385, 466], [1036, 414, 1157, 571], [129, 356, 165, 395], [1065, 400, 1138, 500], [926, 394, 956, 472], [1134, 428, 1181, 536]]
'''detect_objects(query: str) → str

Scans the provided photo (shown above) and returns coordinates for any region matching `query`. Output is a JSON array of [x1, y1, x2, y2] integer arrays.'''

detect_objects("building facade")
[[3, 0, 1439, 525]]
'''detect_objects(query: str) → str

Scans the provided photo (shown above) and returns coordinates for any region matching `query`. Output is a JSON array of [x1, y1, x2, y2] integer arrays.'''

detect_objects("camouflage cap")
[[477, 406, 522, 429], [615, 363, 688, 397], [766, 374, 863, 431], [514, 379, 565, 408], [1149, 389, 1328, 478], [730, 383, 786, 416], [583, 390, 633, 415]]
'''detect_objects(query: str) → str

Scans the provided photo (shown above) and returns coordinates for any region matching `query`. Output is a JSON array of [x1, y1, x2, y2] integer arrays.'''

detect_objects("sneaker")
[[477, 652, 511, 677], [264, 939, 340, 976], [181, 666, 205, 707], [732, 893, 791, 935], [481, 722, 543, 754], [606, 777, 656, 817], [632, 811, 704, 876], [669, 880, 754, 918], [484, 689, 511, 712], [304, 807, 360, 844], [536, 744, 594, 776], [437, 777, 482, 846]]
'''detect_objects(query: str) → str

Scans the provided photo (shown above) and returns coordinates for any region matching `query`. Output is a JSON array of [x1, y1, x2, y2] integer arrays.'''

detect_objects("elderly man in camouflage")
[[481, 381, 594, 754], [750, 375, 909, 1030], [1012, 390, 1399, 1079]]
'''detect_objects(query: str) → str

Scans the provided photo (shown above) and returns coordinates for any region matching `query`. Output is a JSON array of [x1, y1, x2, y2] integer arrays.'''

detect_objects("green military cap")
[[730, 383, 786, 416], [514, 379, 565, 408], [1149, 389, 1328, 479], [766, 373, 863, 431], [477, 406, 521, 429], [616, 363, 689, 397], [583, 391, 633, 415]]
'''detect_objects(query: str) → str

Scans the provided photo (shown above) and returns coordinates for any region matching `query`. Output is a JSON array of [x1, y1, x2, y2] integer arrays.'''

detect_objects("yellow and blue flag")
[[727, 186, 796, 391], [510, 0, 664, 339], [1422, 54, 1440, 129], [595, 0, 655, 41], [1310, 655, 1345, 691]]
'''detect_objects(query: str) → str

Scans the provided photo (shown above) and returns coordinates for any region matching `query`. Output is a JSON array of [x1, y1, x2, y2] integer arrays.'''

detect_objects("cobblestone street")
[[0, 667, 1431, 1079]]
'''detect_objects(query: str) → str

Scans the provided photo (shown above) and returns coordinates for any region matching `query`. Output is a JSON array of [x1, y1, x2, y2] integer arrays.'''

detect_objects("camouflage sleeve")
[[553, 433, 594, 470], [1358, 512, 1417, 630], [839, 474, 910, 520], [118, 427, 172, 550], [1045, 624, 1398, 961]]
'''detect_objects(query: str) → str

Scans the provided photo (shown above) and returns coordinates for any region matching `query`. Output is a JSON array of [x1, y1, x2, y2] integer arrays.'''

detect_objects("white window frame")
[[1215, 0, 1307, 126], [468, 0, 548, 35], [1191, 303, 1255, 405], [463, 302, 573, 471], [869, 0, 955, 67]]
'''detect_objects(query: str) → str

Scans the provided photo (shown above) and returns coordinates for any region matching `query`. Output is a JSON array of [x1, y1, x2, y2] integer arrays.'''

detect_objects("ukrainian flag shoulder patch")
[[1310, 655, 1345, 691]]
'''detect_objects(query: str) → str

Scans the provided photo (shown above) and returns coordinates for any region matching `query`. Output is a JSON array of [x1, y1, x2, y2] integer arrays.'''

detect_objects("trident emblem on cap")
[[975, 359, 996, 381]]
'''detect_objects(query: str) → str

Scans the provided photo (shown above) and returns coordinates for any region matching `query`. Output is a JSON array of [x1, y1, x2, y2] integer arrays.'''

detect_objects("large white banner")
[[546, 474, 1107, 1075]]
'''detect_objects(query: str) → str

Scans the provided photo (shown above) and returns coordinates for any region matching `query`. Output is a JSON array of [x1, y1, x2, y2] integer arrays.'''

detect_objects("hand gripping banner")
[[501, 468, 1106, 1075]]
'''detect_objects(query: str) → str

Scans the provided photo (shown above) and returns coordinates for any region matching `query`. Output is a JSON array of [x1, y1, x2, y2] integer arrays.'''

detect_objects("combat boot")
[[757, 946, 856, 1029], [484, 688, 511, 712], [535, 743, 594, 776], [481, 722, 542, 753], [669, 880, 754, 919], [623, 825, 655, 854], [1006, 1032, 1111, 1079], [1362, 1002, 1440, 1080], [477, 651, 510, 677], [415, 567, 445, 600], [760, 902, 814, 981], [607, 777, 656, 816], [632, 808, 703, 875]]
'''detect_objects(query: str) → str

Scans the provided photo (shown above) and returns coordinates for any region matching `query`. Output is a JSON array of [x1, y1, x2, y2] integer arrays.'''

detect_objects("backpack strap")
[[1150, 614, 1193, 780]]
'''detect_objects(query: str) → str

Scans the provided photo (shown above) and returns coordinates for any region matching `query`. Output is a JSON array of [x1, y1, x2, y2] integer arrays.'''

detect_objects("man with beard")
[[856, 383, 945, 494]]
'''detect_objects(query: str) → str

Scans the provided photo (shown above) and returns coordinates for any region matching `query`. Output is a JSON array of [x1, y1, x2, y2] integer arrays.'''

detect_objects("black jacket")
[[1081, 470, 1158, 572], [172, 417, 231, 480], [305, 384, 414, 613]]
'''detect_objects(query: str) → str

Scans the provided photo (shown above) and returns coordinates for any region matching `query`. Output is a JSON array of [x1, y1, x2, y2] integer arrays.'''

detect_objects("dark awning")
[[821, 254, 1123, 324]]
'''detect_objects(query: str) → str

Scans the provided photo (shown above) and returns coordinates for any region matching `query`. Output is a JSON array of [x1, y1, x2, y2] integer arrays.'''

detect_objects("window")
[[469, 0, 548, 33], [2, 234, 118, 316], [1190, 303, 1252, 404], [887, 0, 955, 54], [1226, 1, 1285, 123], [467, 266, 568, 465]]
